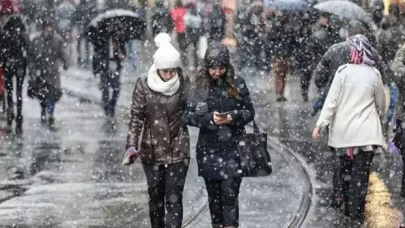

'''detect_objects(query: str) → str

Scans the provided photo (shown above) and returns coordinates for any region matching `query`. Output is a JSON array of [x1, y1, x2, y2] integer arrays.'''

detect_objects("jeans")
[[100, 71, 121, 117], [204, 178, 242, 227], [127, 39, 141, 69], [332, 151, 374, 223], [142, 161, 189, 228], [40, 97, 56, 117]]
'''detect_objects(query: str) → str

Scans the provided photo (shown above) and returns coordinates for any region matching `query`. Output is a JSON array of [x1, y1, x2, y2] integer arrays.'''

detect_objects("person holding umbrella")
[[87, 9, 145, 118], [125, 33, 190, 228]]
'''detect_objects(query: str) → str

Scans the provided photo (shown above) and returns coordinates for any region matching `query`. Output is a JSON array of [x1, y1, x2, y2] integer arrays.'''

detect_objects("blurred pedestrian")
[[184, 3, 203, 71], [313, 37, 386, 225], [377, 4, 405, 65], [390, 43, 405, 198], [208, 3, 226, 43], [295, 13, 315, 102], [1, 16, 28, 134], [183, 43, 255, 228], [91, 21, 126, 118], [127, 5, 145, 71], [151, 0, 174, 37], [239, 1, 266, 70], [75, 0, 97, 66], [54, 0, 76, 43], [28, 19, 69, 128], [268, 12, 297, 102], [313, 20, 392, 114], [298, 12, 340, 102], [125, 33, 190, 228], [171, 0, 188, 67]]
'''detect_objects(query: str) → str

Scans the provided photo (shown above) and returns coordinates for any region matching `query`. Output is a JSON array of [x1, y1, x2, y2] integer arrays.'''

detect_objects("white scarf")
[[147, 64, 180, 96]]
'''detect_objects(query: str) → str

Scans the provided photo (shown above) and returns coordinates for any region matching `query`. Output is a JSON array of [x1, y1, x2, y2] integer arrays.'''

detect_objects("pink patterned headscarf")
[[347, 34, 375, 66]]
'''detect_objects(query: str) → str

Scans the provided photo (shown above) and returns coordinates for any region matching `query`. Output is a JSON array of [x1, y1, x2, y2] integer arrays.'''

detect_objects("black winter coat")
[[183, 70, 255, 180], [267, 17, 297, 57], [313, 41, 392, 101]]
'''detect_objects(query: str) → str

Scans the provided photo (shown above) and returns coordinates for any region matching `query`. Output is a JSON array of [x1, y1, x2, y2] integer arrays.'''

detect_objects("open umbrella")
[[314, 1, 373, 24], [86, 9, 146, 43], [264, 0, 309, 11]]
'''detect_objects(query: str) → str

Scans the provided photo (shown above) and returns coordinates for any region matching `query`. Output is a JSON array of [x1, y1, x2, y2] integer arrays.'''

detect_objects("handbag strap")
[[253, 120, 260, 134]]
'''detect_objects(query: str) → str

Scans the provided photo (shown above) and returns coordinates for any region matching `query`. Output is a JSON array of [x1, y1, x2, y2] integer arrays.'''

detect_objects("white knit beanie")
[[153, 33, 181, 69]]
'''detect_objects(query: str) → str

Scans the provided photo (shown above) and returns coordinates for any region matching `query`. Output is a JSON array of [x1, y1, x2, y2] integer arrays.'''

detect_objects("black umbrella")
[[86, 9, 146, 43]]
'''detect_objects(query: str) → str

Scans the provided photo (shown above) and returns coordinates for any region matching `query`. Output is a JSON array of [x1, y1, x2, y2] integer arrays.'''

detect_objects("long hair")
[[190, 65, 240, 102]]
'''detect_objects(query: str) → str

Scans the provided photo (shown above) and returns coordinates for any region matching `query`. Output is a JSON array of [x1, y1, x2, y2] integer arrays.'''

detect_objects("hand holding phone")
[[213, 111, 232, 125]]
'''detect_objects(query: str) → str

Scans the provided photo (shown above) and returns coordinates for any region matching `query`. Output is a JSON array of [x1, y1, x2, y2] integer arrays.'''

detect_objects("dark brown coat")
[[126, 70, 190, 164]]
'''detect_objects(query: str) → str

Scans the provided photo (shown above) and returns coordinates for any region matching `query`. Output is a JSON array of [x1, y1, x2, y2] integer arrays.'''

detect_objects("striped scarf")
[[347, 34, 375, 66]]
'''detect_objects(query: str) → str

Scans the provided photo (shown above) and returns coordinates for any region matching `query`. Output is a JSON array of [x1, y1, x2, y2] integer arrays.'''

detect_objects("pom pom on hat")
[[154, 33, 172, 48], [153, 33, 181, 69]]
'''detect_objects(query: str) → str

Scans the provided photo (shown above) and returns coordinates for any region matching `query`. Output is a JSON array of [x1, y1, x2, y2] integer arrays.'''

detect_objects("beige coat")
[[316, 64, 386, 148]]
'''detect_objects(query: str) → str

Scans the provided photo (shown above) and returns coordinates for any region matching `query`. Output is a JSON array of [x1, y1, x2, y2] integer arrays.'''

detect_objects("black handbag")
[[393, 117, 405, 151], [236, 121, 272, 177]]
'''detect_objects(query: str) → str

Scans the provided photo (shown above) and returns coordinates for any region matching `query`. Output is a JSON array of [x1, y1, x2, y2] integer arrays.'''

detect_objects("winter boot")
[[224, 226, 237, 228], [15, 116, 23, 135]]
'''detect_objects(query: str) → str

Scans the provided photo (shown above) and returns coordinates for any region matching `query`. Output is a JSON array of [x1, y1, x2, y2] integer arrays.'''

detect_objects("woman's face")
[[158, 68, 177, 81], [208, 67, 226, 79]]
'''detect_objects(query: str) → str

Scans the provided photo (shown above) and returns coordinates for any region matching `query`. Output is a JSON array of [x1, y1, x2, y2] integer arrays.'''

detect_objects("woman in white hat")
[[124, 33, 190, 228]]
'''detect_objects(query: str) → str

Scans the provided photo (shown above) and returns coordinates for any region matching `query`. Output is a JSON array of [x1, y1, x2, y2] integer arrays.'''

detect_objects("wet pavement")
[[0, 56, 403, 227]]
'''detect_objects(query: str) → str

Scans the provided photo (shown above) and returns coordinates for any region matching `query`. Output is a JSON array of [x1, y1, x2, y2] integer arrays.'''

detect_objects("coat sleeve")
[[313, 45, 333, 90], [316, 69, 343, 129], [374, 71, 386, 119], [182, 100, 216, 129], [229, 78, 255, 127], [126, 77, 146, 149]]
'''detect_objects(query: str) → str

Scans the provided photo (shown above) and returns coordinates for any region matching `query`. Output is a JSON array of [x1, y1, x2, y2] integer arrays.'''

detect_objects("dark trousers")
[[332, 151, 374, 223], [300, 67, 312, 100], [142, 161, 189, 228], [402, 151, 405, 197], [204, 178, 242, 227], [177, 33, 188, 67], [4, 65, 25, 124], [100, 71, 121, 117]]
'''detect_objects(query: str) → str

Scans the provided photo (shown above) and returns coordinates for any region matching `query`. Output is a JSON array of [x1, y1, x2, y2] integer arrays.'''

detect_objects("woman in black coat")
[[183, 43, 255, 228]]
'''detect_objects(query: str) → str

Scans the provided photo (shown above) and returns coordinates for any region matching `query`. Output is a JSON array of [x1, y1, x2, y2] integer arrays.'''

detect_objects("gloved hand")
[[195, 102, 208, 116], [122, 147, 140, 166]]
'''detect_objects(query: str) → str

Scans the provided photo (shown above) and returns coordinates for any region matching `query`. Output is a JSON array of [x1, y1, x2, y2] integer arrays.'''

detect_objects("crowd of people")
[[2, 0, 405, 227]]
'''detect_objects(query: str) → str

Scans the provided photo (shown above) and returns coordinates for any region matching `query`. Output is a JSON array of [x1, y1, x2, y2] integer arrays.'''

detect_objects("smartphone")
[[217, 112, 230, 117]]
